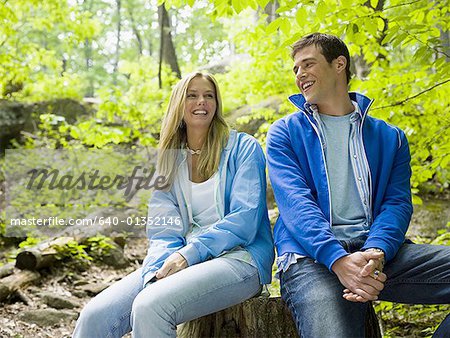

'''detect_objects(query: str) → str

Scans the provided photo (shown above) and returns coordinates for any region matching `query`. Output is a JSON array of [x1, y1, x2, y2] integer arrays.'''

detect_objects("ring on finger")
[[374, 270, 380, 280]]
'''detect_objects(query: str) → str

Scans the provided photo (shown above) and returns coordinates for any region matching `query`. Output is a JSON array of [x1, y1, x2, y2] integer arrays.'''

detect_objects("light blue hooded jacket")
[[141, 130, 274, 286]]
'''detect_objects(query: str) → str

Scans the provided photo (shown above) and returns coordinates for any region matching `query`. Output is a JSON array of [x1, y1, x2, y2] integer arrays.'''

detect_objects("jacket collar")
[[288, 92, 374, 119]]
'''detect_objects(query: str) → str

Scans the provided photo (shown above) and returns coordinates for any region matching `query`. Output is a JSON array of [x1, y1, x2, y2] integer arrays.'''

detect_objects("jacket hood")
[[288, 92, 374, 118]]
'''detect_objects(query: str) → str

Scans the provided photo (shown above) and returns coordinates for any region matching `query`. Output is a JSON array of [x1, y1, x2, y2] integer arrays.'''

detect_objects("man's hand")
[[156, 252, 188, 280], [342, 249, 386, 302], [332, 251, 386, 302]]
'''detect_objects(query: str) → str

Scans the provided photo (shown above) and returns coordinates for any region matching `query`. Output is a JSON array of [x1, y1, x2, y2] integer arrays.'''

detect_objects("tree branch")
[[372, 79, 450, 110], [395, 24, 450, 59], [383, 0, 425, 10]]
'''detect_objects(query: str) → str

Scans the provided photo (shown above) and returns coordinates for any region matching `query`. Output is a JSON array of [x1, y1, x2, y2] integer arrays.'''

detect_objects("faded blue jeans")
[[73, 257, 260, 338], [281, 241, 450, 338]]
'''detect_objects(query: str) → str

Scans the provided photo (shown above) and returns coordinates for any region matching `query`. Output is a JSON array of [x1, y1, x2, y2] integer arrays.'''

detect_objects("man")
[[267, 32, 450, 337]]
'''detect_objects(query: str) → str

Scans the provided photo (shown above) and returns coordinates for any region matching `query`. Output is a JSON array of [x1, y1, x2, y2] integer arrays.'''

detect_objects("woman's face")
[[183, 76, 217, 133]]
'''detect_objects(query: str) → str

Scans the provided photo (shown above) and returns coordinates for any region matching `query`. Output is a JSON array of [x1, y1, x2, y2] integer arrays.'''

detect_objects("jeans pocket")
[[221, 257, 259, 281]]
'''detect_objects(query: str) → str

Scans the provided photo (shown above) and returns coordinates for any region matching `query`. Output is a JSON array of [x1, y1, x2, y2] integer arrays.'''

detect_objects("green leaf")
[[256, 0, 271, 9], [365, 18, 378, 36], [279, 18, 292, 36], [295, 6, 307, 27], [377, 17, 385, 31], [266, 17, 281, 34], [316, 1, 327, 21], [412, 194, 423, 205], [232, 0, 247, 13]]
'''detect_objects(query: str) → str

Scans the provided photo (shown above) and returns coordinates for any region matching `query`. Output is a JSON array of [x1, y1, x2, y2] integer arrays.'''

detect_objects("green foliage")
[[54, 239, 92, 265], [86, 235, 115, 258], [18, 237, 41, 249], [431, 222, 450, 246], [3, 0, 448, 200], [0, 212, 5, 238]]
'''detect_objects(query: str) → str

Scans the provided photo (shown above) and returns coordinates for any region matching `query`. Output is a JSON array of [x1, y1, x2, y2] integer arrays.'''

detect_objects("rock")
[[226, 96, 283, 136], [76, 282, 108, 296], [199, 54, 251, 74], [18, 308, 77, 327], [409, 197, 450, 238], [40, 292, 80, 309], [0, 98, 90, 152], [72, 290, 88, 298], [100, 244, 129, 268]]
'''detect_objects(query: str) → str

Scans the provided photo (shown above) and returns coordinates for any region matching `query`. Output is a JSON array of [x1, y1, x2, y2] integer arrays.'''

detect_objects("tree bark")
[[0, 263, 15, 278], [82, 0, 94, 97], [264, 1, 279, 24], [15, 232, 128, 270], [127, 5, 143, 55], [113, 0, 122, 84], [178, 296, 381, 338], [15, 237, 75, 270], [157, 4, 181, 88]]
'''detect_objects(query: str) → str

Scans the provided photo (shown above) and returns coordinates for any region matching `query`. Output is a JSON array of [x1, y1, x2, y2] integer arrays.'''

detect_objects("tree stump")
[[178, 296, 381, 338]]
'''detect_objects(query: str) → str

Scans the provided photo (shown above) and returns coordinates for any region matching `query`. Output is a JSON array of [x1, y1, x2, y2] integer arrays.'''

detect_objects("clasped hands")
[[332, 249, 386, 303]]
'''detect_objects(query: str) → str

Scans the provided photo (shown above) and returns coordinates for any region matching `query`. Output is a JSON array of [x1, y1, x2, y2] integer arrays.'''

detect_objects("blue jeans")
[[73, 257, 260, 338], [281, 242, 450, 338]]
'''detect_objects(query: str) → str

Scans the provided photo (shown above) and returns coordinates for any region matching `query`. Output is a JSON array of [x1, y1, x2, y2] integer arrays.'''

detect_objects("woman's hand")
[[155, 252, 188, 280]]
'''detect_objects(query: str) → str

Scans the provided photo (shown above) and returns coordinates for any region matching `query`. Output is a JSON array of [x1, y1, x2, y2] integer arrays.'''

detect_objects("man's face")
[[293, 44, 340, 106]]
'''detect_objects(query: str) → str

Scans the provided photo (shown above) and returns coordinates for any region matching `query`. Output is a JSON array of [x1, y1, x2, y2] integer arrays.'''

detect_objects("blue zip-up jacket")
[[267, 92, 413, 271], [142, 130, 275, 286]]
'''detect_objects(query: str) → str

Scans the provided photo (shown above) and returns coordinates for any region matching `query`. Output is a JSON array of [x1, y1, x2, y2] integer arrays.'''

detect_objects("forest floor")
[[0, 237, 148, 338], [0, 231, 449, 338]]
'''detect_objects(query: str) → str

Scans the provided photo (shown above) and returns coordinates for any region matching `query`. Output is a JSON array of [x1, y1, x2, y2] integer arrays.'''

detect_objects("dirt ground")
[[0, 238, 148, 338]]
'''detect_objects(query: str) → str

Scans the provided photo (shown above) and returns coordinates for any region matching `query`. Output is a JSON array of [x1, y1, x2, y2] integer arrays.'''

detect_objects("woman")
[[73, 72, 274, 337]]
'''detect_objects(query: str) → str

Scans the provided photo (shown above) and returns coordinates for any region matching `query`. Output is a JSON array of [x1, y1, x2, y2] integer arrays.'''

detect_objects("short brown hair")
[[291, 33, 351, 84]]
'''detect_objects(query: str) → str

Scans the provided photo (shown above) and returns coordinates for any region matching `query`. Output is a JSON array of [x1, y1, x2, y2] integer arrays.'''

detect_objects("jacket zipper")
[[303, 111, 333, 227], [360, 100, 374, 224]]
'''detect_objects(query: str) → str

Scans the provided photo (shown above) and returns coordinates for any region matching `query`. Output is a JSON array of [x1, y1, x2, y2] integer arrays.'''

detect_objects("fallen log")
[[0, 262, 15, 278], [15, 237, 74, 270], [178, 296, 381, 338], [0, 270, 40, 302], [16, 235, 128, 271]]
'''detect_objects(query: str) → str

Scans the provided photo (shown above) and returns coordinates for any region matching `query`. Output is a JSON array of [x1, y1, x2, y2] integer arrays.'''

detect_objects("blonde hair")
[[157, 72, 229, 186]]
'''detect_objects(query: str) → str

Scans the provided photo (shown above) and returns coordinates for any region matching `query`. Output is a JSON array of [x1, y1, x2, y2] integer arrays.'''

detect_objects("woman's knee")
[[77, 297, 110, 326], [131, 290, 171, 321]]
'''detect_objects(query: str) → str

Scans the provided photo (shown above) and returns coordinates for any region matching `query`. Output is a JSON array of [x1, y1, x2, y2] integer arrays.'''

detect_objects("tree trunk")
[[178, 296, 381, 338], [127, 5, 143, 55], [264, 1, 279, 24], [83, 0, 94, 97], [157, 4, 181, 88], [0, 270, 40, 302], [113, 0, 122, 84]]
